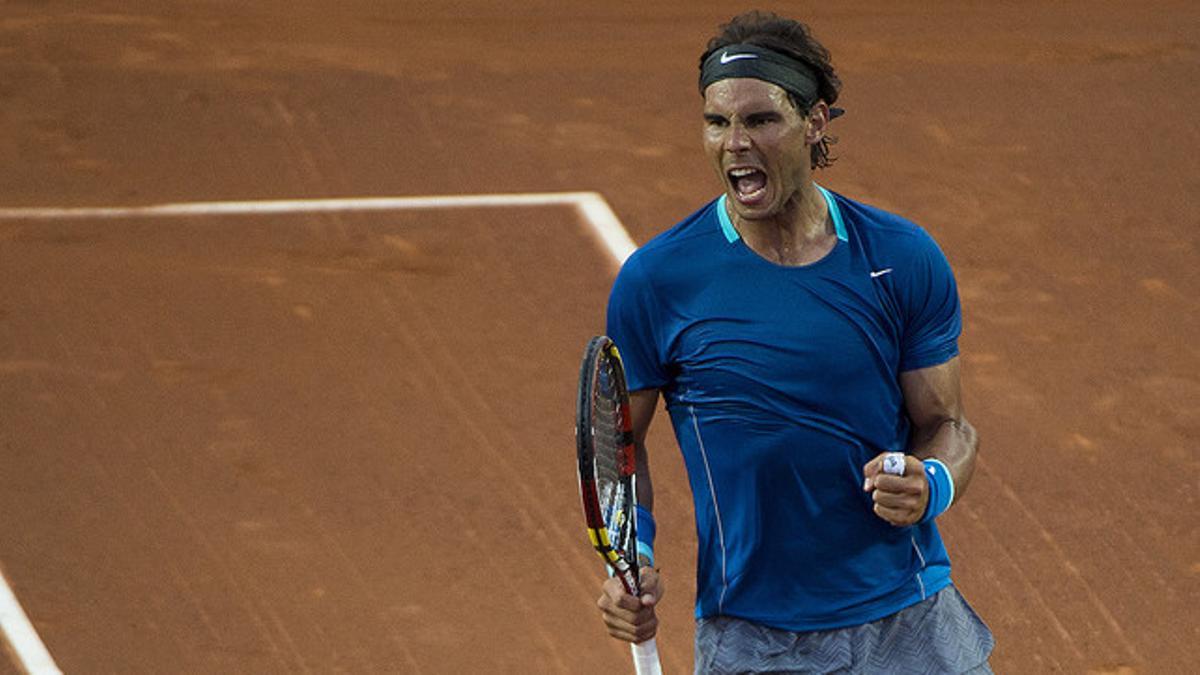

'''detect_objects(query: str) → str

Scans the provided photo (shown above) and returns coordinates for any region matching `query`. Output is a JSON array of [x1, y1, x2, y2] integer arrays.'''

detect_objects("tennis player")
[[595, 11, 994, 673]]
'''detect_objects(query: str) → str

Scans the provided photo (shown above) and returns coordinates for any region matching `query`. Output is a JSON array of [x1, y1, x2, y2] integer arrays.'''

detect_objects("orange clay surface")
[[0, 2, 1197, 672]]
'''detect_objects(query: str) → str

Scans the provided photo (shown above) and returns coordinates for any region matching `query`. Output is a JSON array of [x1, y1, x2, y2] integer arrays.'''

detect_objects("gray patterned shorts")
[[694, 586, 994, 674]]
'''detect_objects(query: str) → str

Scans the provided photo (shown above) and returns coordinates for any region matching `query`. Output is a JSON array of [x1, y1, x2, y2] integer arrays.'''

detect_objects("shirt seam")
[[690, 405, 729, 613]]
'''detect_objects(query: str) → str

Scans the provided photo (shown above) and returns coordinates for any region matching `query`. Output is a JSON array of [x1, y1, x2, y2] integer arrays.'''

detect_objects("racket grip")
[[630, 638, 662, 675]]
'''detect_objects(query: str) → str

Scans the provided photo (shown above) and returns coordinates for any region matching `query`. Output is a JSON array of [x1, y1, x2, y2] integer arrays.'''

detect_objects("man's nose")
[[724, 123, 752, 152]]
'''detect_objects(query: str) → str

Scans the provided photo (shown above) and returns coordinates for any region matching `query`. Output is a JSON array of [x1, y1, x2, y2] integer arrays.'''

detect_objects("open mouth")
[[728, 167, 768, 204]]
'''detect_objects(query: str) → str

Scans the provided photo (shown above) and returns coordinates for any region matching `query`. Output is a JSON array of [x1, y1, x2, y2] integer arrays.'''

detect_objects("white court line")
[[0, 191, 637, 673], [0, 191, 639, 265], [0, 568, 60, 675]]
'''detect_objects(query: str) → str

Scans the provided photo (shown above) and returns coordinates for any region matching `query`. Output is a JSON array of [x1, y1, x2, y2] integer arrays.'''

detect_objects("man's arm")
[[631, 389, 657, 525], [864, 356, 979, 526], [597, 388, 663, 644], [901, 356, 978, 499]]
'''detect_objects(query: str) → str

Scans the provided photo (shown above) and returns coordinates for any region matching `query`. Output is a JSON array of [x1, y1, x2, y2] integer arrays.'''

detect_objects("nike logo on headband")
[[719, 51, 757, 64]]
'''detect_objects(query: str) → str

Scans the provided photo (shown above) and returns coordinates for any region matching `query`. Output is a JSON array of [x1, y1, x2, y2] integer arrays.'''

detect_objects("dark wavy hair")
[[700, 11, 842, 169]]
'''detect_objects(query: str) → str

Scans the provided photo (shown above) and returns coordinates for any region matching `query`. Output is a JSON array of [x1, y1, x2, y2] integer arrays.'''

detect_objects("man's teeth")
[[730, 168, 757, 178]]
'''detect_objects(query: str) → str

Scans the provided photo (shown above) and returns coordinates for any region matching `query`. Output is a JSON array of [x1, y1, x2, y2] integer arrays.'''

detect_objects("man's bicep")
[[899, 356, 964, 429]]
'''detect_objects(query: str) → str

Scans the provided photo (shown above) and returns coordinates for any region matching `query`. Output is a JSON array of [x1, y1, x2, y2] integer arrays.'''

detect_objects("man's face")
[[702, 78, 817, 223]]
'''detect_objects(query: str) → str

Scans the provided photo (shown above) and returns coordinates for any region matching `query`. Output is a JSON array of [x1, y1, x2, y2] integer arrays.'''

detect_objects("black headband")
[[700, 43, 843, 117]]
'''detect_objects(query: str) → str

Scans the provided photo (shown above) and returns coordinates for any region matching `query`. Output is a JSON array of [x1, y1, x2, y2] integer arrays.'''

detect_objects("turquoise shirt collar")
[[717, 185, 848, 243]]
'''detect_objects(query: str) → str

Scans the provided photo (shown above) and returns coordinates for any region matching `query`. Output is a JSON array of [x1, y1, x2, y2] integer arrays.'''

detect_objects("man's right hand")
[[596, 567, 662, 644]]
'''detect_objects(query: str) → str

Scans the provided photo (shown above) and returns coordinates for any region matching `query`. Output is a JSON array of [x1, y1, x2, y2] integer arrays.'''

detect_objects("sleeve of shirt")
[[898, 228, 962, 372], [605, 253, 669, 392]]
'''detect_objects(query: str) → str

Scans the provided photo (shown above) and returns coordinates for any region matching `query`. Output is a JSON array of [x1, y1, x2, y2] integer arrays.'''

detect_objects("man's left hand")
[[862, 453, 929, 526]]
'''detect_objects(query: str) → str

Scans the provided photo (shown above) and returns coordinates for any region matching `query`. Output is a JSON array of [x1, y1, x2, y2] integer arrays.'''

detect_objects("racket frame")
[[575, 336, 642, 594]]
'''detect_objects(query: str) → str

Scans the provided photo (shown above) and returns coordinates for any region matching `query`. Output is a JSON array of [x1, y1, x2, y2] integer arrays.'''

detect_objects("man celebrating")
[[596, 11, 994, 673]]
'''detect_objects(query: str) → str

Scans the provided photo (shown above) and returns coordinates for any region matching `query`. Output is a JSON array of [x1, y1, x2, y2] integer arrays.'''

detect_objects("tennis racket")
[[575, 335, 662, 675]]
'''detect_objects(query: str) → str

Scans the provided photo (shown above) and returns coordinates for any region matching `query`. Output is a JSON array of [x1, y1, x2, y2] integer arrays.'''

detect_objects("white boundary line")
[[0, 191, 639, 265], [0, 191, 637, 674], [0, 568, 60, 675]]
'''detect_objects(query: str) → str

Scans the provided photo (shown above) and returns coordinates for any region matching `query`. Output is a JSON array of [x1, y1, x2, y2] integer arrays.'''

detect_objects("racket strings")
[[591, 356, 635, 556]]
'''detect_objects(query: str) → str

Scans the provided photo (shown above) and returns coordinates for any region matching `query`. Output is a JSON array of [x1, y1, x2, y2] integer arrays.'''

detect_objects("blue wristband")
[[635, 504, 656, 566], [920, 459, 956, 524]]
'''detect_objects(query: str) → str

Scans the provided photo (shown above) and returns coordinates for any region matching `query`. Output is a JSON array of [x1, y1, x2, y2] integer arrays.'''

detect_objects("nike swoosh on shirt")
[[870, 268, 894, 278], [719, 52, 757, 64]]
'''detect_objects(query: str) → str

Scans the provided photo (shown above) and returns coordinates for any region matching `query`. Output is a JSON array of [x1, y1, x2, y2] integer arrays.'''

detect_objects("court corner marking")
[[0, 191, 638, 265]]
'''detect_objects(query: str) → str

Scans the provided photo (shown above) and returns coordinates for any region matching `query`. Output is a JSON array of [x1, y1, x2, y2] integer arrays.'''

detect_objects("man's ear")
[[806, 100, 831, 145]]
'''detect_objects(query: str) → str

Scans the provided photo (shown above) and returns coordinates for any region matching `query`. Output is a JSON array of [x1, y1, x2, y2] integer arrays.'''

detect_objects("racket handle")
[[631, 638, 662, 675]]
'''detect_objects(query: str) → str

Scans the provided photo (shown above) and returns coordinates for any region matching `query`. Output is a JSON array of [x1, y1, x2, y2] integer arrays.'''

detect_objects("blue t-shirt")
[[606, 187, 961, 631]]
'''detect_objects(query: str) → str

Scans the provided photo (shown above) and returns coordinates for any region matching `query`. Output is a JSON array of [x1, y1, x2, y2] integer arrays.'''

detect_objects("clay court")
[[0, 2, 1196, 673]]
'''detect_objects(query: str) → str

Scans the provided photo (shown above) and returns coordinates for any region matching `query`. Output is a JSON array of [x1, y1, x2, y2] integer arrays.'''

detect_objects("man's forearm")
[[634, 440, 654, 510], [634, 440, 656, 567], [912, 417, 978, 504]]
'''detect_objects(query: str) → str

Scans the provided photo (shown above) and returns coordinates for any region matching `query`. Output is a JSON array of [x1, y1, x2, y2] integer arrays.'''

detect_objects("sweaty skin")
[[702, 78, 833, 267]]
